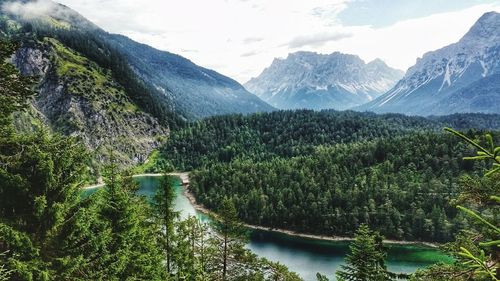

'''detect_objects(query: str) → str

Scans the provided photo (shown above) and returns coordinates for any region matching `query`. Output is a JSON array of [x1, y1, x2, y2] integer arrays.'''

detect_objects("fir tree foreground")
[[0, 40, 300, 281], [411, 129, 499, 280]]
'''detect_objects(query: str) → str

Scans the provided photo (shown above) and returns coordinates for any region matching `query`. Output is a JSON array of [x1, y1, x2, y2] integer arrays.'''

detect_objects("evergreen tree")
[[98, 164, 166, 280], [212, 197, 246, 281], [153, 174, 179, 275], [336, 224, 393, 281], [51, 193, 112, 280], [174, 215, 211, 280]]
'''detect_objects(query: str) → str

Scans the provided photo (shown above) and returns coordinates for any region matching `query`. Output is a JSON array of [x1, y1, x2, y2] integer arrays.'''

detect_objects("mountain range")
[[357, 11, 500, 115], [1, 0, 499, 167], [246, 12, 500, 115], [0, 0, 273, 166], [245, 52, 404, 110]]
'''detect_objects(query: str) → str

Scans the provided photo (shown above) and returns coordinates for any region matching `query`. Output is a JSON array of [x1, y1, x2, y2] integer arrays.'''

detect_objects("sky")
[[52, 0, 500, 83]]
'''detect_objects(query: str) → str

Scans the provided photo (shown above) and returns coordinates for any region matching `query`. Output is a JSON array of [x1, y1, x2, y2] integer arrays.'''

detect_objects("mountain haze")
[[105, 34, 275, 119], [245, 51, 404, 110]]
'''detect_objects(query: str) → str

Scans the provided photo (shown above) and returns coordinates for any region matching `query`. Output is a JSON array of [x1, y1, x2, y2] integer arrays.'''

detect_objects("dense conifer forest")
[[160, 110, 500, 171], [0, 40, 299, 281], [190, 132, 494, 241], [158, 110, 500, 243]]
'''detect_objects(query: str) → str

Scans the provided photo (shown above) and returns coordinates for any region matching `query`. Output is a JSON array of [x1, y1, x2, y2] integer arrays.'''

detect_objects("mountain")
[[0, 1, 179, 166], [9, 36, 169, 166], [244, 51, 404, 110], [104, 35, 275, 119], [0, 0, 273, 166], [358, 12, 500, 115], [5, 0, 273, 120]]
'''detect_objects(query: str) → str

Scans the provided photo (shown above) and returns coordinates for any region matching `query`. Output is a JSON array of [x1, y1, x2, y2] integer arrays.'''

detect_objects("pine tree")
[[51, 193, 112, 280], [152, 174, 179, 275], [336, 224, 393, 281], [212, 197, 246, 281], [98, 164, 166, 280]]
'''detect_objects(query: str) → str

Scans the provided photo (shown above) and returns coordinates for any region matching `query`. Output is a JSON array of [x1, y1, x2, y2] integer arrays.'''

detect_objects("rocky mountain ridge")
[[245, 51, 403, 110], [12, 38, 168, 166], [358, 11, 500, 115]]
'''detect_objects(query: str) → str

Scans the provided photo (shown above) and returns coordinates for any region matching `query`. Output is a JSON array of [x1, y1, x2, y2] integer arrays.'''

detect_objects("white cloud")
[[241, 50, 260, 57], [287, 32, 352, 48], [2, 0, 57, 19], [329, 4, 500, 72], [243, 37, 265, 44], [38, 1, 500, 83]]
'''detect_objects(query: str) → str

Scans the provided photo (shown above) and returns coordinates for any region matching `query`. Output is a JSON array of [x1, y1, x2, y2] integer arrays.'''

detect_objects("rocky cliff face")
[[12, 39, 168, 166]]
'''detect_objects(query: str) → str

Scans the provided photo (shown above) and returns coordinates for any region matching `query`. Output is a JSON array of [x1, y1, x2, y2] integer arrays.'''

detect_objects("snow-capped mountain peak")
[[357, 11, 500, 115], [460, 11, 500, 46]]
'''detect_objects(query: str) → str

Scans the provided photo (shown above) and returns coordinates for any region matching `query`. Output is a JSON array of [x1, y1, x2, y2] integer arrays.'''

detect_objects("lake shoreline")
[[83, 173, 440, 248], [182, 183, 440, 248], [82, 173, 179, 190]]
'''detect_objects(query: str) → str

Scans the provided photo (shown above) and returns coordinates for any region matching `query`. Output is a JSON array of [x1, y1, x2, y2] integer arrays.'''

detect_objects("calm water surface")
[[84, 176, 452, 281]]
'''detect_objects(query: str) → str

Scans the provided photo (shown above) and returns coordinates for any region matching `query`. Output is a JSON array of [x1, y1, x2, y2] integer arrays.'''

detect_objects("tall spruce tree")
[[212, 197, 246, 281], [153, 174, 179, 275], [174, 215, 210, 280], [336, 224, 393, 281], [98, 164, 166, 280]]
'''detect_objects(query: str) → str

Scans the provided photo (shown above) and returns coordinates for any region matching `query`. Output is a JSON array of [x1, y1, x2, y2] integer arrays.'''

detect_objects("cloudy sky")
[[55, 0, 500, 83]]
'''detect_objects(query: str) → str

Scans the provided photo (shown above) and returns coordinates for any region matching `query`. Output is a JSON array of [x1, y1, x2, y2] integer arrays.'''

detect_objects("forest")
[[156, 110, 500, 244], [0, 40, 299, 281], [160, 110, 500, 171], [190, 132, 494, 242]]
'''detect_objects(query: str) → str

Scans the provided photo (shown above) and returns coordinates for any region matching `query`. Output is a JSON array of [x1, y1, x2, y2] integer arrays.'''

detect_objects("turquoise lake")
[[83, 176, 452, 281]]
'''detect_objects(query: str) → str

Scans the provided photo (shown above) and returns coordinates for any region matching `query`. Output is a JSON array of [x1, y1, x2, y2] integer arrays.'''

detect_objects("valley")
[[1, 1, 499, 280]]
